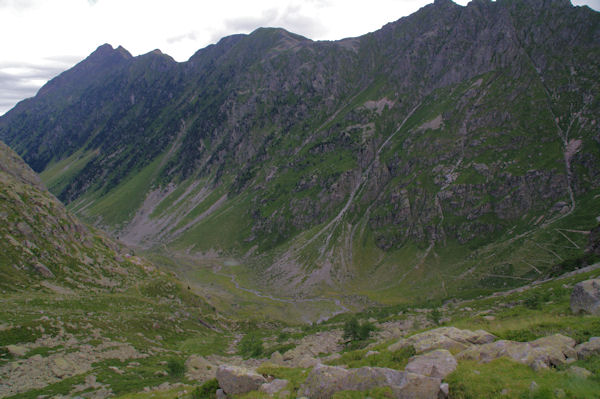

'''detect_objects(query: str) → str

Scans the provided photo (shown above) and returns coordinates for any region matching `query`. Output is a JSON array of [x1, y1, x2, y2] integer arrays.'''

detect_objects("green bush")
[[343, 317, 376, 344], [167, 358, 185, 377], [239, 333, 264, 359], [524, 292, 542, 309], [429, 308, 442, 325], [192, 379, 220, 399]]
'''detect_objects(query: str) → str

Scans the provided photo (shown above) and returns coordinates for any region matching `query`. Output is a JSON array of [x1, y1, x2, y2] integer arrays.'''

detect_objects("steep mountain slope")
[[1, 0, 599, 301], [0, 141, 235, 398], [0, 140, 148, 291]]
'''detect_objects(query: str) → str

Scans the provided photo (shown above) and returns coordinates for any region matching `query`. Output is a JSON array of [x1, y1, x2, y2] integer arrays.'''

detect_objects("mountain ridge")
[[1, 0, 599, 300]]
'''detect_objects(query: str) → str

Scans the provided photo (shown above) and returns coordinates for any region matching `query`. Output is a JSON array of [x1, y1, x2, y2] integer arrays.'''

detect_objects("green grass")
[[447, 358, 600, 399], [74, 154, 164, 227], [326, 346, 416, 370], [40, 149, 98, 195]]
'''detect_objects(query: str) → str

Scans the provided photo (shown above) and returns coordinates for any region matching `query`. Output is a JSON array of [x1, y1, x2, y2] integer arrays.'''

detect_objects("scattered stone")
[[269, 351, 285, 365], [570, 279, 600, 315], [483, 315, 495, 321], [216, 365, 267, 395], [575, 337, 600, 359], [296, 355, 320, 368], [555, 388, 566, 398], [365, 350, 379, 357], [568, 366, 592, 378], [186, 355, 216, 381], [110, 366, 125, 375], [405, 349, 457, 379], [259, 378, 289, 395], [439, 382, 449, 398], [6, 345, 27, 357], [530, 381, 538, 392], [33, 263, 54, 278], [216, 389, 227, 399], [0, 340, 144, 397]]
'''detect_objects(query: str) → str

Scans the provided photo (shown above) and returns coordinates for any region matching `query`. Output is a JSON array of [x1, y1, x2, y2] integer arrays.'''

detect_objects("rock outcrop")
[[298, 364, 442, 399], [388, 327, 496, 354], [575, 337, 600, 359], [259, 378, 289, 395], [457, 334, 577, 370], [405, 349, 457, 379], [216, 365, 267, 396], [571, 279, 600, 315]]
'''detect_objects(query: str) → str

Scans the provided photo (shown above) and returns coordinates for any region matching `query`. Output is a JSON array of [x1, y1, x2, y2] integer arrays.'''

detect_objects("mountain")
[[1, 0, 599, 301], [0, 139, 146, 291]]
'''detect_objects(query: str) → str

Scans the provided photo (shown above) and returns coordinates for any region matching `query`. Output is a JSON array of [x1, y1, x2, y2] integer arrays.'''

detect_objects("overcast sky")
[[1, 0, 598, 115]]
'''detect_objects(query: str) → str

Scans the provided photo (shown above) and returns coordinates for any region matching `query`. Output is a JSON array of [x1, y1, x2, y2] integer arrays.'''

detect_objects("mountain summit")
[[1, 0, 599, 300]]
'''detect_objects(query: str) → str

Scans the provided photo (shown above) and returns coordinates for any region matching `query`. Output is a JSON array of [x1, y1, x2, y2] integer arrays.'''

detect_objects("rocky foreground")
[[178, 278, 600, 398], [211, 326, 600, 398]]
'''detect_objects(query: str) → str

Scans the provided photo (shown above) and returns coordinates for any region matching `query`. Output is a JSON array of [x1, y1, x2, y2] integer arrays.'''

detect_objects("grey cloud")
[[0, 58, 75, 115], [223, 8, 279, 33], [210, 5, 327, 44], [167, 31, 199, 44], [0, 0, 36, 9]]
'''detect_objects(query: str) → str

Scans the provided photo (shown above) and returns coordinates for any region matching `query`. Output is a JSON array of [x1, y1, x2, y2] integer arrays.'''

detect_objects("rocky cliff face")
[[1, 0, 599, 296]]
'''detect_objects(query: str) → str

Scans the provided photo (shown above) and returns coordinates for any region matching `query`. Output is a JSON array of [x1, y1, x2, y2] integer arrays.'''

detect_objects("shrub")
[[239, 333, 264, 359], [429, 308, 442, 325], [343, 317, 376, 343], [192, 379, 220, 399], [167, 358, 185, 377]]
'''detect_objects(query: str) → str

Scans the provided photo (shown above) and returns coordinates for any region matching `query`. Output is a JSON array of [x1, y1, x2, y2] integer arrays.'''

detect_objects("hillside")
[[0, 141, 229, 397], [1, 0, 599, 303]]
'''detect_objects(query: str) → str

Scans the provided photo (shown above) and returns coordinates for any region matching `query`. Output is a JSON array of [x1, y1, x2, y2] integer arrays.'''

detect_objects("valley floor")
[[2, 258, 600, 398]]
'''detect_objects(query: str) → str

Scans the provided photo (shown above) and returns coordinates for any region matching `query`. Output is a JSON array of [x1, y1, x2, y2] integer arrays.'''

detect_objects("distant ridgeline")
[[1, 0, 599, 299]]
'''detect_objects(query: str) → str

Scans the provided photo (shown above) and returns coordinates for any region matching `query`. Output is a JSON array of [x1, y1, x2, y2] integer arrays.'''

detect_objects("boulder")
[[575, 337, 600, 359], [259, 378, 289, 395], [390, 372, 443, 399], [6, 344, 28, 357], [270, 350, 285, 365], [458, 335, 576, 369], [529, 334, 577, 365], [216, 365, 267, 395], [298, 364, 441, 399], [52, 356, 74, 378], [405, 349, 457, 379], [185, 355, 216, 381], [570, 279, 600, 315], [568, 366, 592, 378], [439, 382, 450, 398], [296, 355, 320, 368], [388, 327, 495, 354]]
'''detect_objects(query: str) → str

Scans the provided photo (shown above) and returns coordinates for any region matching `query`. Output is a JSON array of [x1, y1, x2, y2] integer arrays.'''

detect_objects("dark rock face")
[[0, 0, 599, 285], [587, 226, 600, 256], [571, 279, 600, 315]]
